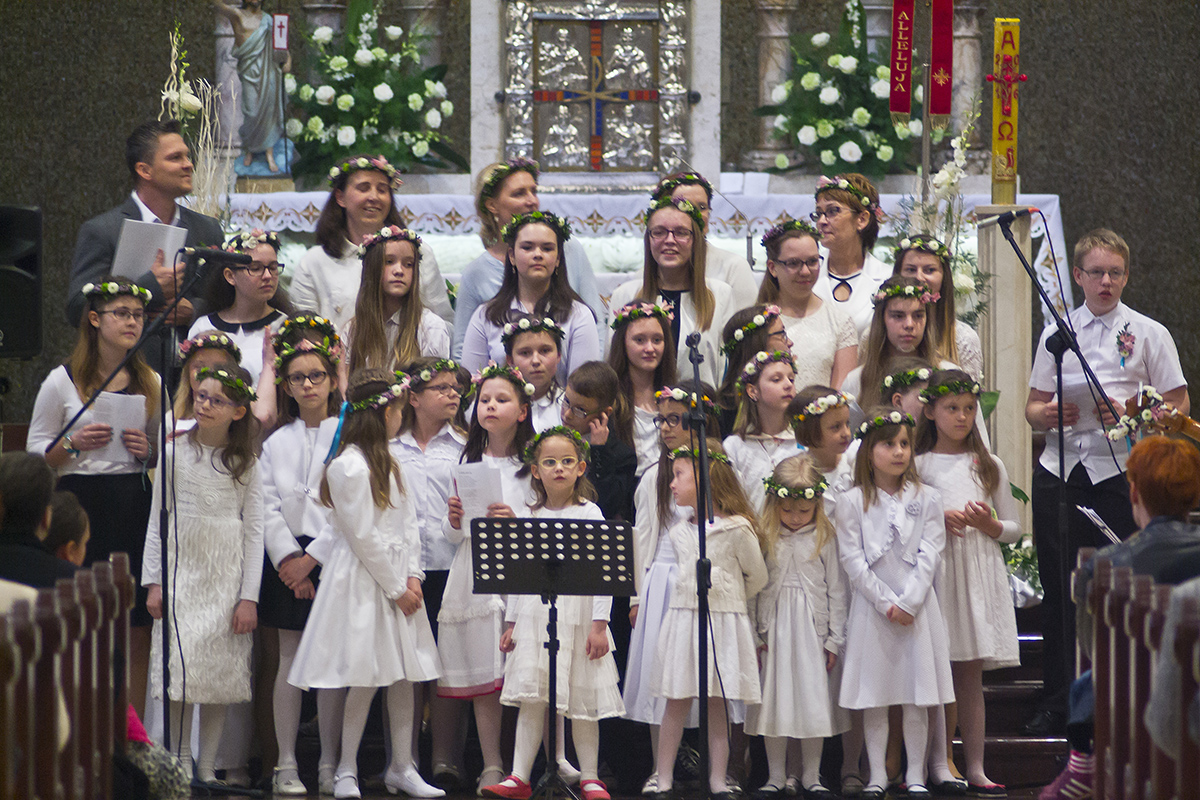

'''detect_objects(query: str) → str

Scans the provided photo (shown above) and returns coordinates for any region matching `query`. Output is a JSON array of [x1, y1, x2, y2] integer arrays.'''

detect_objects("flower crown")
[[855, 410, 916, 439], [651, 172, 713, 202], [411, 358, 460, 387], [523, 424, 590, 465], [360, 225, 421, 253], [273, 339, 344, 382], [224, 228, 280, 254], [655, 386, 717, 412], [882, 367, 933, 393], [919, 379, 982, 404], [761, 219, 821, 250], [610, 299, 675, 330], [276, 315, 340, 347], [179, 331, 243, 362], [668, 446, 732, 465], [895, 234, 950, 261], [348, 375, 410, 412], [646, 196, 704, 231], [195, 367, 257, 403], [815, 175, 880, 215], [481, 157, 540, 200], [721, 306, 782, 355], [328, 155, 403, 190], [501, 315, 565, 348], [736, 350, 796, 394], [470, 362, 536, 399], [501, 211, 571, 245], [872, 283, 940, 306], [763, 474, 828, 500], [794, 391, 853, 422], [82, 280, 152, 305]]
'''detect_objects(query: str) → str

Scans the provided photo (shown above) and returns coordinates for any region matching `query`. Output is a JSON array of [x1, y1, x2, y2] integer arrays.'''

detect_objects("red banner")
[[929, 0, 954, 127], [888, 0, 915, 125]]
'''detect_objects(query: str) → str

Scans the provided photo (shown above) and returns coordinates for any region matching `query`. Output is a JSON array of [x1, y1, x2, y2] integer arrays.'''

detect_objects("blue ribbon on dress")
[[324, 401, 351, 464]]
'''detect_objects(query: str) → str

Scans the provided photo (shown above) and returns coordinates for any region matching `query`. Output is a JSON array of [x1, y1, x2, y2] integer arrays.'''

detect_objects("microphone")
[[685, 332, 702, 349], [976, 207, 1038, 229], [182, 247, 253, 264]]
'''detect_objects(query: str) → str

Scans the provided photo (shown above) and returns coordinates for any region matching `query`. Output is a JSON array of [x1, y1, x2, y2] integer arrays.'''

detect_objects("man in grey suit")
[[68, 119, 224, 378]]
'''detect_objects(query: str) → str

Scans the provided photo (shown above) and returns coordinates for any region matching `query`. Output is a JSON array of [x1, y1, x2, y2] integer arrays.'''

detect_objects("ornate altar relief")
[[504, 1, 690, 173]]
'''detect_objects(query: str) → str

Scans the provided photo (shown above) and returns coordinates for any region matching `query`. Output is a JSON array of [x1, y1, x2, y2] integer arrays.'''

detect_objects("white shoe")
[[333, 773, 361, 799], [319, 764, 337, 795], [273, 766, 309, 796], [642, 773, 659, 795], [557, 759, 581, 785], [385, 765, 447, 798]]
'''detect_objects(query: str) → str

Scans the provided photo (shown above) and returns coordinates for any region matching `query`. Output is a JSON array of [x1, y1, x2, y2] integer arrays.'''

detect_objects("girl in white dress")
[[914, 371, 1020, 793], [653, 438, 769, 799], [173, 330, 242, 433], [441, 363, 537, 792], [606, 301, 678, 477], [834, 410, 955, 799], [342, 226, 450, 388], [482, 427, 625, 800], [142, 366, 263, 783], [503, 314, 566, 432], [288, 369, 443, 800], [747, 456, 849, 798], [717, 305, 794, 438], [462, 212, 600, 382], [757, 221, 858, 390], [258, 318, 345, 795], [723, 350, 798, 516], [891, 236, 983, 380]]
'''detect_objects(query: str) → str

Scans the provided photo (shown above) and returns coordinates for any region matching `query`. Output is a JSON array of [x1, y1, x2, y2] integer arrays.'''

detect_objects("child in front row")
[[652, 438, 769, 799], [746, 455, 849, 798], [482, 426, 625, 800], [833, 409, 954, 799]]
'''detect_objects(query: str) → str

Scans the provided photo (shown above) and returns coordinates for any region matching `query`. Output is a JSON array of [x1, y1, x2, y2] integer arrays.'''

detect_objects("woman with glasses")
[[27, 277, 160, 718], [758, 220, 858, 390], [188, 229, 294, 385], [608, 197, 736, 388], [810, 174, 892, 336]]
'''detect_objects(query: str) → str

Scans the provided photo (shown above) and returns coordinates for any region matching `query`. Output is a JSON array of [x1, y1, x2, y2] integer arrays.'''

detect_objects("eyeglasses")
[[420, 383, 462, 398], [98, 309, 145, 322], [538, 456, 579, 470], [774, 256, 821, 272], [653, 413, 687, 429], [1079, 267, 1126, 281], [648, 227, 694, 242], [809, 206, 846, 222], [560, 397, 598, 420], [768, 328, 793, 347], [232, 262, 283, 277], [285, 370, 329, 388], [194, 390, 235, 409]]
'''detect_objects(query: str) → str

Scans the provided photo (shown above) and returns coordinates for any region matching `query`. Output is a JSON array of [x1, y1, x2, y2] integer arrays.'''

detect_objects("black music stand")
[[472, 516, 634, 800]]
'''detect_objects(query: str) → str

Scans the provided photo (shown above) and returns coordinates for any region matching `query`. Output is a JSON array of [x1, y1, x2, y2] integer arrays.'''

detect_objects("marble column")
[[953, 0, 987, 152], [742, 0, 798, 170]]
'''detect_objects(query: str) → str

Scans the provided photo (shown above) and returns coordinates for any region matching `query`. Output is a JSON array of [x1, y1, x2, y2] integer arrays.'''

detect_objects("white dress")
[[633, 406, 659, 477], [815, 449, 856, 731], [652, 515, 768, 702], [460, 298, 600, 384], [342, 307, 452, 369], [745, 522, 850, 739], [812, 251, 892, 337], [500, 502, 626, 720], [915, 452, 1021, 669], [289, 447, 440, 689], [834, 483, 955, 709], [706, 244, 759, 311], [186, 310, 286, 384], [782, 302, 858, 390], [856, 319, 984, 382], [723, 431, 802, 517], [142, 441, 264, 704], [437, 454, 532, 697]]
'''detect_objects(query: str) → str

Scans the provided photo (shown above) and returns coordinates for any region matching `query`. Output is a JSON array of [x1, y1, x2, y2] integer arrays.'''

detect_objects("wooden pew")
[[109, 552, 134, 757], [34, 588, 65, 800], [1088, 556, 1114, 800], [75, 570, 102, 800], [93, 562, 119, 800], [56, 578, 82, 800], [9, 599, 37, 800], [1124, 575, 1154, 800], [1174, 597, 1199, 799], [1103, 566, 1133, 800], [1147, 586, 1175, 800], [0, 614, 17, 800], [1074, 546, 1099, 673]]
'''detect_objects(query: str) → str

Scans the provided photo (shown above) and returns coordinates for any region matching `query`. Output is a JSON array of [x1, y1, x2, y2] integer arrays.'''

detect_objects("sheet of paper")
[[77, 393, 147, 464], [455, 462, 505, 528], [111, 219, 187, 280], [1059, 375, 1104, 432]]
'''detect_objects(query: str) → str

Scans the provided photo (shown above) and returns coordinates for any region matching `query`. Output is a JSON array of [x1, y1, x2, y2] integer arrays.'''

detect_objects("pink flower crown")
[[816, 175, 886, 222], [610, 299, 675, 330], [328, 155, 403, 190], [721, 305, 782, 355], [735, 350, 796, 394], [359, 225, 421, 253]]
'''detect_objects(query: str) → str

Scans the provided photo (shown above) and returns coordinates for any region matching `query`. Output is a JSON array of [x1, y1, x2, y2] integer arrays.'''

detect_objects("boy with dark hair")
[[562, 361, 637, 522], [0, 452, 78, 587]]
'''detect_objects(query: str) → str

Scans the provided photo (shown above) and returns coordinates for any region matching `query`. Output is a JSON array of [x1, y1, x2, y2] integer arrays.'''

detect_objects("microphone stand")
[[684, 332, 713, 800], [995, 218, 1123, 700]]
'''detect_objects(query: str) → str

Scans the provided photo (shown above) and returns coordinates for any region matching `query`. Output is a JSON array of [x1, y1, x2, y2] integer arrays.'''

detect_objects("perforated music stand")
[[472, 516, 634, 800]]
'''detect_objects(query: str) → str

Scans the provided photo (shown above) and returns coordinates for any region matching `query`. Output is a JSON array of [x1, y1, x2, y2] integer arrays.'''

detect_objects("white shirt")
[[1030, 301, 1186, 482], [723, 431, 804, 516], [131, 189, 179, 226], [812, 251, 892, 337], [187, 309, 287, 384], [530, 385, 565, 433], [706, 244, 759, 311], [260, 418, 338, 568], [342, 306, 452, 370], [391, 424, 467, 572], [460, 298, 600, 384]]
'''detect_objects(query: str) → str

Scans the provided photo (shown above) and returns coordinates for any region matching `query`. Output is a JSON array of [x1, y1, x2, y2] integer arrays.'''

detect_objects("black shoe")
[[650, 791, 673, 800], [860, 788, 886, 800], [712, 793, 738, 800], [753, 785, 784, 800], [1023, 709, 1066, 736], [965, 783, 1006, 798], [928, 779, 968, 796], [907, 786, 932, 800], [802, 785, 834, 800]]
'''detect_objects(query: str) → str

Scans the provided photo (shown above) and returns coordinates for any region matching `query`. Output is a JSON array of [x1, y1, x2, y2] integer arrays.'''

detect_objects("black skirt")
[[58, 472, 154, 627], [259, 535, 321, 631]]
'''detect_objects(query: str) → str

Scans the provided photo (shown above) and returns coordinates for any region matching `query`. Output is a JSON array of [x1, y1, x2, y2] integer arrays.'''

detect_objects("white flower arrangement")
[[373, 83, 394, 102], [838, 141, 863, 163], [819, 86, 840, 105], [797, 125, 818, 146], [312, 26, 334, 44], [800, 72, 821, 91], [385, 25, 403, 41], [337, 126, 357, 146], [336, 93, 355, 111], [315, 85, 335, 105], [354, 48, 375, 66], [811, 32, 830, 47]]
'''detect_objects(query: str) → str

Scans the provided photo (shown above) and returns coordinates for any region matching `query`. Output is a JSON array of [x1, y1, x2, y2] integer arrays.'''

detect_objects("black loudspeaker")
[[0, 206, 43, 359]]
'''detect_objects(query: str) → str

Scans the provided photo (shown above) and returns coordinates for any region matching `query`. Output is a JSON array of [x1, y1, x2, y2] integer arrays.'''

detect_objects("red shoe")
[[581, 779, 611, 800], [481, 775, 532, 800]]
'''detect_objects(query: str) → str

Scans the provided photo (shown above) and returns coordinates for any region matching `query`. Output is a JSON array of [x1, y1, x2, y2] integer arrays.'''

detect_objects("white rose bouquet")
[[288, 0, 466, 184]]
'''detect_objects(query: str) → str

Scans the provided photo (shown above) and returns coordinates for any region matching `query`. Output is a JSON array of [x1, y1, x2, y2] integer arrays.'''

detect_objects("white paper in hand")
[[455, 462, 505, 531], [112, 219, 187, 280], [78, 393, 147, 465]]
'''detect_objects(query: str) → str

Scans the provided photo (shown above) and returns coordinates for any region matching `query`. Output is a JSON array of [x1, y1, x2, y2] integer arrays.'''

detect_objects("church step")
[[953, 736, 1068, 791], [982, 680, 1044, 735], [984, 633, 1045, 685]]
